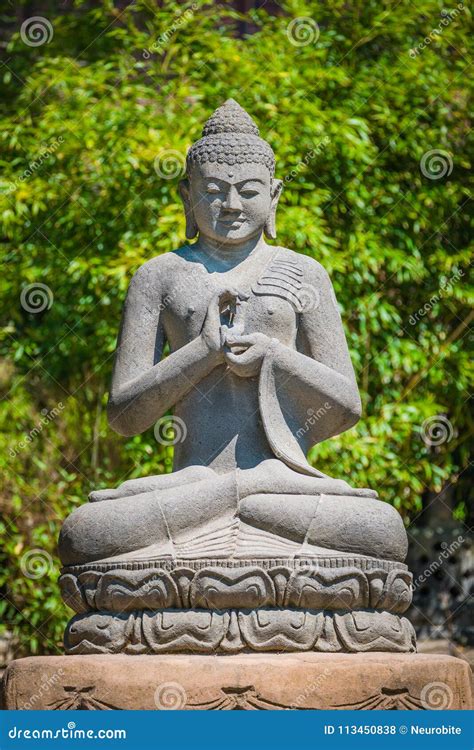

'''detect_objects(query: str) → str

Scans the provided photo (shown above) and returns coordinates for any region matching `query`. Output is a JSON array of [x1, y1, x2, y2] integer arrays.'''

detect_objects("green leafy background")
[[0, 0, 472, 655]]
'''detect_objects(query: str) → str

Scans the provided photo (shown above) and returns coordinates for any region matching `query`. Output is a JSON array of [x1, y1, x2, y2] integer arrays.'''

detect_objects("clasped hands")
[[200, 287, 275, 378]]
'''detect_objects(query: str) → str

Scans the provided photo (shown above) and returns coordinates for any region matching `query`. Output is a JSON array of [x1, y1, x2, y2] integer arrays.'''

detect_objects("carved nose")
[[222, 186, 241, 211]]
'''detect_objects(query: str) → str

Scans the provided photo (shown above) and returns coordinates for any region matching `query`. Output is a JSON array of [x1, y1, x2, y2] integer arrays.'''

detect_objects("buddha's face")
[[188, 162, 274, 245]]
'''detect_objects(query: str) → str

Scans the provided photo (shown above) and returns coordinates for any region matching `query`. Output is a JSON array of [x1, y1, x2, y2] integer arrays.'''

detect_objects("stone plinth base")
[[1, 653, 471, 710]]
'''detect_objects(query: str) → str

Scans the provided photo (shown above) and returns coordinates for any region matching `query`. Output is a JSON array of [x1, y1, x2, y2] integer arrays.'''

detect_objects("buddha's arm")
[[270, 262, 361, 441], [107, 262, 222, 436]]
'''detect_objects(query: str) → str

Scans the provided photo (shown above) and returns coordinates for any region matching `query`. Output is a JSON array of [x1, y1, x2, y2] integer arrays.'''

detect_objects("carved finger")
[[225, 349, 256, 366], [225, 333, 257, 347]]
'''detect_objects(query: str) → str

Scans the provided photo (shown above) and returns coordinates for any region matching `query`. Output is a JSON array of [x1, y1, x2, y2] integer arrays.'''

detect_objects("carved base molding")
[[59, 555, 412, 615], [2, 653, 472, 710], [64, 607, 416, 655]]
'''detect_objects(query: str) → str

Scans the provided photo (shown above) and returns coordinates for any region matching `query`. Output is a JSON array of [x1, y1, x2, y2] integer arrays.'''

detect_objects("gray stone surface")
[[64, 609, 416, 655], [58, 99, 413, 654], [59, 556, 413, 614]]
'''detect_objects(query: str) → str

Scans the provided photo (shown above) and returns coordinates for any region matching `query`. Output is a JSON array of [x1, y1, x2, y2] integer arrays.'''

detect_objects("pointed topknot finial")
[[186, 98, 275, 177], [202, 99, 260, 138]]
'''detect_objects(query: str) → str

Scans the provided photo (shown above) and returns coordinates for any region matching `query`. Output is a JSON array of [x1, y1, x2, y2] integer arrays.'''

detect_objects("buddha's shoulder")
[[128, 247, 191, 287], [269, 245, 332, 283]]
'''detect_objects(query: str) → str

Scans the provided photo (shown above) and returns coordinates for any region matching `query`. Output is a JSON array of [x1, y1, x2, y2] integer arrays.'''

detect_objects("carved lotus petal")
[[170, 567, 196, 608], [315, 614, 343, 653], [366, 569, 388, 609], [267, 566, 293, 607], [238, 608, 323, 651], [190, 567, 275, 609], [59, 573, 88, 614], [334, 611, 416, 653], [64, 607, 416, 655], [142, 609, 229, 653], [377, 570, 412, 613], [65, 612, 130, 655], [76, 570, 102, 609], [218, 610, 245, 653], [95, 569, 178, 611], [284, 567, 369, 610]]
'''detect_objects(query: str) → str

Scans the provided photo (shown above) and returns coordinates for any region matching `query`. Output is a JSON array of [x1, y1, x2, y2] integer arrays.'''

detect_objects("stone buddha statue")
[[58, 100, 415, 655]]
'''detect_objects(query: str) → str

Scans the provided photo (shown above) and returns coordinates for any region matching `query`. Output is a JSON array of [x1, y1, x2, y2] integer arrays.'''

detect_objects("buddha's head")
[[179, 99, 282, 246]]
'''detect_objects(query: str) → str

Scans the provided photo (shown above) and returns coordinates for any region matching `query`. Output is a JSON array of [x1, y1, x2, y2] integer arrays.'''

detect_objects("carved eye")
[[240, 190, 259, 198], [206, 184, 221, 194]]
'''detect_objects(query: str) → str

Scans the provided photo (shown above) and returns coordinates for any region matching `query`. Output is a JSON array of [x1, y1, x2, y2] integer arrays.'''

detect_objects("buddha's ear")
[[264, 178, 283, 240], [178, 178, 198, 240]]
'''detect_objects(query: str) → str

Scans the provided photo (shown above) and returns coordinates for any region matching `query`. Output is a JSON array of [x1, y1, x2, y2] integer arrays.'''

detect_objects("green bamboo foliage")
[[0, 0, 472, 654]]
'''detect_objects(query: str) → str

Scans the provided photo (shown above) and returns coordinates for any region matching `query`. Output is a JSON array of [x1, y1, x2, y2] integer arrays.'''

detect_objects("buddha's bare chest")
[[161, 265, 299, 348]]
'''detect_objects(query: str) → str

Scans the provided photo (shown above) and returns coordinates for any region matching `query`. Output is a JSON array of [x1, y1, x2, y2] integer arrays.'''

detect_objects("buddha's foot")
[[88, 461, 378, 505], [64, 608, 416, 655], [88, 465, 216, 503]]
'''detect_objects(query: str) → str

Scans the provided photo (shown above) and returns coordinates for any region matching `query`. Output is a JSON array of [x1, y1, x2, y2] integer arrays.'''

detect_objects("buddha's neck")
[[194, 233, 266, 270]]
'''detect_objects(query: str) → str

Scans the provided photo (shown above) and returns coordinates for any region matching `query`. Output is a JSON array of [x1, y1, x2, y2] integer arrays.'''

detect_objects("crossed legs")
[[58, 460, 406, 566]]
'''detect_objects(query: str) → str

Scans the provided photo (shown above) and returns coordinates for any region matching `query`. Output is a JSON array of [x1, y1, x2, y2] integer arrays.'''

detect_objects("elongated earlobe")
[[179, 179, 198, 239], [264, 179, 283, 240]]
